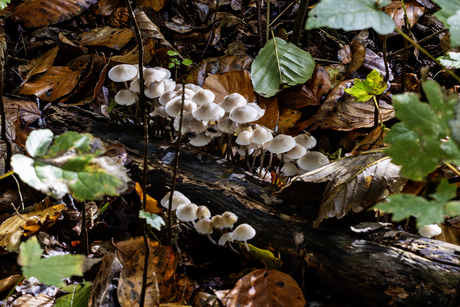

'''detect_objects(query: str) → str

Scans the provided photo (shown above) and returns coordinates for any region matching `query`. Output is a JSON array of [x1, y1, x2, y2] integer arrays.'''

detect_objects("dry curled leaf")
[[136, 11, 172, 48], [18, 46, 59, 86], [76, 27, 133, 50], [3, 97, 41, 124], [349, 40, 366, 73], [202, 70, 256, 103], [224, 269, 306, 307], [287, 152, 407, 227], [384, 1, 425, 30]]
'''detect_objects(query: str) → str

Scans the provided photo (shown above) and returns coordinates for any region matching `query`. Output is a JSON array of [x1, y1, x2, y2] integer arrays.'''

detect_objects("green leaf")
[[11, 130, 132, 201], [439, 52, 460, 68], [139, 210, 165, 230], [167, 50, 180, 56], [447, 10, 460, 47], [251, 37, 315, 97], [26, 129, 54, 158], [54, 282, 92, 307], [19, 237, 86, 287], [182, 59, 193, 66], [375, 179, 456, 227], [432, 0, 460, 24], [305, 0, 395, 35], [0, 0, 10, 10], [344, 69, 387, 101]]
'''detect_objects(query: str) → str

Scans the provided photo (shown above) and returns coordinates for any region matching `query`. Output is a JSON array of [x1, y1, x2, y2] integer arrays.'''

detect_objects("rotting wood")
[[45, 105, 460, 306]]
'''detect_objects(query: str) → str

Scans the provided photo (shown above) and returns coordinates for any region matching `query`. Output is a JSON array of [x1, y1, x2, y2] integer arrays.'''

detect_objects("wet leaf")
[[76, 27, 133, 50], [19, 66, 81, 102], [4, 97, 41, 124], [11, 0, 97, 28], [18, 46, 59, 86], [251, 37, 315, 98], [287, 152, 407, 227], [225, 269, 306, 307], [384, 0, 425, 30]]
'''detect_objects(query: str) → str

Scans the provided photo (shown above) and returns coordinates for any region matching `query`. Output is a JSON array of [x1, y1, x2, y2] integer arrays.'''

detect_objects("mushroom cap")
[[218, 115, 238, 134], [295, 133, 317, 150], [192, 89, 216, 105], [163, 79, 176, 92], [252, 126, 273, 144], [129, 79, 141, 93], [174, 88, 196, 99], [218, 232, 234, 246], [237, 146, 254, 156], [161, 191, 191, 210], [159, 91, 177, 106], [176, 203, 198, 222], [143, 67, 170, 87], [205, 125, 222, 137], [418, 224, 442, 238], [173, 112, 208, 134], [185, 83, 202, 92], [196, 206, 211, 219], [267, 134, 296, 154], [236, 130, 253, 146], [229, 105, 258, 123], [281, 161, 298, 176], [115, 89, 138, 106], [165, 97, 197, 117], [219, 93, 247, 113], [145, 81, 165, 98], [108, 64, 138, 82], [297, 151, 329, 171], [192, 102, 225, 122], [195, 218, 213, 234], [232, 223, 256, 241], [189, 133, 213, 147], [222, 211, 238, 228], [246, 103, 265, 121], [285, 144, 307, 160], [150, 106, 170, 120], [234, 123, 254, 135], [212, 215, 224, 229]]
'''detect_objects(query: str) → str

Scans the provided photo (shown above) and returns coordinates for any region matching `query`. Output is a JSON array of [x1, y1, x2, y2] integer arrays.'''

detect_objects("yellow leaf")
[[135, 182, 162, 214]]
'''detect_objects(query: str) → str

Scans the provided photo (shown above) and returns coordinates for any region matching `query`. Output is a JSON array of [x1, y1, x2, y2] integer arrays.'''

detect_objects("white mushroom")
[[165, 98, 197, 117], [219, 93, 247, 113], [192, 89, 216, 105], [222, 211, 238, 229], [418, 224, 442, 238], [295, 132, 317, 150], [196, 206, 211, 219], [229, 105, 258, 123], [108, 64, 138, 83], [195, 217, 217, 244], [189, 133, 213, 147], [232, 223, 256, 252], [114, 89, 138, 106], [176, 203, 199, 222], [297, 151, 329, 171], [144, 81, 165, 99], [161, 191, 191, 210], [173, 111, 207, 135], [192, 102, 225, 122]]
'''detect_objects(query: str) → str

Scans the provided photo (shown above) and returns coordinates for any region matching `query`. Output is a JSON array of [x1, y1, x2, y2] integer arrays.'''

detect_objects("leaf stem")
[[395, 28, 460, 84]]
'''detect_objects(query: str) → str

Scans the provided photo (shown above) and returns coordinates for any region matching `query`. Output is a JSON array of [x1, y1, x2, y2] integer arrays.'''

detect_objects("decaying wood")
[[45, 105, 460, 306]]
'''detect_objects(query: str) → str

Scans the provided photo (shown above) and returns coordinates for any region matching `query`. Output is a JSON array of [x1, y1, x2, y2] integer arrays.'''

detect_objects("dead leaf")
[[4, 97, 41, 124], [136, 11, 172, 48], [186, 55, 253, 86], [117, 242, 178, 306], [11, 0, 97, 28], [110, 40, 154, 65], [0, 274, 22, 294], [278, 66, 331, 109], [137, 0, 167, 11], [323, 64, 348, 88], [224, 269, 306, 307], [338, 44, 352, 64], [350, 125, 387, 153], [135, 182, 162, 214], [384, 1, 425, 30], [202, 70, 256, 103], [286, 152, 407, 227], [11, 294, 54, 306], [254, 95, 279, 130], [278, 106, 301, 134], [361, 48, 393, 81], [115, 236, 160, 264], [320, 95, 396, 131], [349, 40, 366, 73], [76, 27, 133, 50], [18, 46, 59, 86], [20, 66, 81, 102]]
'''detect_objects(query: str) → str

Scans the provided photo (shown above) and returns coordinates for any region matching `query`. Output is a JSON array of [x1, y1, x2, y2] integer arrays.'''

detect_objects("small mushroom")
[[192, 89, 216, 105], [295, 132, 317, 150], [114, 89, 138, 106], [160, 191, 191, 210], [222, 211, 238, 229], [196, 206, 211, 219], [192, 102, 225, 122], [418, 224, 442, 238], [229, 105, 258, 123], [218, 232, 241, 255], [232, 223, 256, 252], [108, 64, 138, 86], [218, 93, 247, 113], [297, 151, 329, 171], [195, 218, 216, 244], [176, 203, 199, 223]]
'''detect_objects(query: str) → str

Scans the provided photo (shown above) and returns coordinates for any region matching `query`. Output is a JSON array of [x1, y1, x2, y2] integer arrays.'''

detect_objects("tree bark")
[[46, 105, 460, 306]]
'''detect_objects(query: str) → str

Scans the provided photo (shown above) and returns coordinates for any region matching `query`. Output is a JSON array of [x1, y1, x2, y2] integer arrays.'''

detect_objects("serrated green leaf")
[[439, 52, 460, 68], [0, 0, 10, 10], [430, 179, 457, 203], [251, 37, 315, 97], [26, 129, 54, 158], [384, 123, 418, 143], [305, 0, 395, 35], [139, 210, 165, 230], [54, 282, 92, 307], [445, 201, 460, 216], [344, 69, 387, 101], [432, 0, 460, 31], [19, 237, 86, 287]]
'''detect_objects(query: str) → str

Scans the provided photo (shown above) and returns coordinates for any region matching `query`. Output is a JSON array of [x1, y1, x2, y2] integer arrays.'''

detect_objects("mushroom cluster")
[[160, 191, 256, 254]]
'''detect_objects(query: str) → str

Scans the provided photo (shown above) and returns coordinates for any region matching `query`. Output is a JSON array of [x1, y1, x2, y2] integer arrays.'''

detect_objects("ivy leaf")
[[305, 0, 395, 35], [139, 210, 165, 230], [344, 69, 387, 102], [19, 237, 86, 287], [251, 37, 315, 97], [375, 179, 456, 227]]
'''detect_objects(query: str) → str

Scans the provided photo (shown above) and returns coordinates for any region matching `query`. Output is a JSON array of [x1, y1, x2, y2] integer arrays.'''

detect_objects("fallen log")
[[45, 105, 460, 306]]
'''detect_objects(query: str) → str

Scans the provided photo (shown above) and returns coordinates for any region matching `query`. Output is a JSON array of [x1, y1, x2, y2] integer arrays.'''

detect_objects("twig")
[[11, 174, 24, 210], [0, 37, 11, 172], [255, 0, 263, 48], [266, 0, 270, 43], [291, 0, 309, 46], [388, 29, 448, 58]]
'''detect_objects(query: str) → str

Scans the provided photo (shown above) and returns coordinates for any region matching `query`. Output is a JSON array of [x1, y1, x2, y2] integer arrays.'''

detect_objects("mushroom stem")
[[207, 233, 217, 245], [277, 153, 284, 179], [123, 81, 129, 89], [259, 146, 266, 178], [263, 152, 273, 179], [229, 243, 241, 255], [244, 241, 251, 253], [245, 147, 251, 172]]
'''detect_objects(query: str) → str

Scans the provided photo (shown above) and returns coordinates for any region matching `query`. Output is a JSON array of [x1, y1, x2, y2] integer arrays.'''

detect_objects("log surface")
[[46, 105, 460, 306]]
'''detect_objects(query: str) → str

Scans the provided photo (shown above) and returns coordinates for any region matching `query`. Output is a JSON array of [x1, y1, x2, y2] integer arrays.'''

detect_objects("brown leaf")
[[202, 70, 256, 103], [350, 125, 387, 154], [278, 106, 301, 134], [286, 152, 407, 227], [18, 46, 59, 86], [186, 55, 253, 86], [361, 47, 393, 81], [225, 269, 306, 307], [11, 0, 97, 28], [110, 40, 154, 65], [19, 66, 81, 102], [278, 66, 331, 109], [137, 0, 167, 11], [76, 27, 133, 50], [384, 0, 425, 30], [254, 95, 279, 130], [98, 0, 123, 16], [4, 97, 41, 124], [338, 44, 352, 64], [136, 11, 172, 48], [349, 40, 366, 73], [320, 95, 395, 131]]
